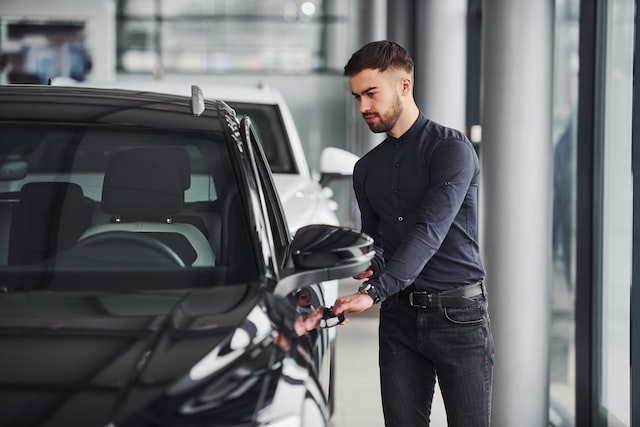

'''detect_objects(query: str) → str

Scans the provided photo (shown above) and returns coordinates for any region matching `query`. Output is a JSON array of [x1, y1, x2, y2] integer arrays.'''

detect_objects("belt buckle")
[[409, 291, 431, 309]]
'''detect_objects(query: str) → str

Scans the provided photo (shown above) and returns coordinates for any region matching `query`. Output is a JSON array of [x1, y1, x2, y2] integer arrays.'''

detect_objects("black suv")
[[0, 85, 373, 427]]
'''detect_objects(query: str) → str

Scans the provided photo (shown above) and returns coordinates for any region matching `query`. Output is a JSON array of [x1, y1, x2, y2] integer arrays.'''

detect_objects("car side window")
[[227, 102, 296, 174], [242, 118, 291, 267]]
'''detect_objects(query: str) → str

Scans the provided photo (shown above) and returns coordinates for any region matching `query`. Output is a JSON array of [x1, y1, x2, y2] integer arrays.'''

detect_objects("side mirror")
[[291, 224, 373, 269], [319, 147, 359, 187], [275, 224, 374, 296]]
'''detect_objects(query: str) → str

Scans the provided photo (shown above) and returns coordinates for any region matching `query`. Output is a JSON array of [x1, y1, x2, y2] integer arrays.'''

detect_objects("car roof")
[[53, 76, 286, 106], [0, 84, 231, 132], [49, 78, 312, 179]]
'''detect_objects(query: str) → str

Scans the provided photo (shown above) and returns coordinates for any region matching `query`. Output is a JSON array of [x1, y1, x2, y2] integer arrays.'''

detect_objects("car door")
[[238, 116, 332, 380]]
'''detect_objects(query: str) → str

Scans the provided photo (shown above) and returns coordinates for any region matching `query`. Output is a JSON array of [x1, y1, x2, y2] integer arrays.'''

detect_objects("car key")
[[320, 306, 345, 328]]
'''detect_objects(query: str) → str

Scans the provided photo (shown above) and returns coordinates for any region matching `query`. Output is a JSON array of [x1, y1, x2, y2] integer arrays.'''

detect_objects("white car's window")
[[227, 102, 297, 174]]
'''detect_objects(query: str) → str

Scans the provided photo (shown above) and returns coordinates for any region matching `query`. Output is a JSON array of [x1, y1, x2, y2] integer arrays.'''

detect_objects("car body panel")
[[272, 174, 340, 231], [0, 85, 373, 427]]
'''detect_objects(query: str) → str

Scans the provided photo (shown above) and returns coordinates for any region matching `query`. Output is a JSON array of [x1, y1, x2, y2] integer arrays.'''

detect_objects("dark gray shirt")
[[353, 113, 485, 300]]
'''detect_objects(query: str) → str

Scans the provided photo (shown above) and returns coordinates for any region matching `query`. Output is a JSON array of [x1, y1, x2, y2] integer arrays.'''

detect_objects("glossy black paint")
[[0, 85, 373, 427], [291, 224, 375, 269]]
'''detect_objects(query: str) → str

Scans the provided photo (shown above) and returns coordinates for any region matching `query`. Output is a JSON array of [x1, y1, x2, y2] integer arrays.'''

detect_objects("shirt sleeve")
[[370, 139, 477, 300]]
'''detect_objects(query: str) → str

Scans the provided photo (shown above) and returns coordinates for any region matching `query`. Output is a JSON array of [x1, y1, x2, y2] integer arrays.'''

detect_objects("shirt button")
[[397, 216, 404, 222]]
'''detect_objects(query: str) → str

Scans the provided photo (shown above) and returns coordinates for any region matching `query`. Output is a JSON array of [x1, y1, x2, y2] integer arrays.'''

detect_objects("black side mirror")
[[275, 224, 373, 297], [291, 224, 373, 269]]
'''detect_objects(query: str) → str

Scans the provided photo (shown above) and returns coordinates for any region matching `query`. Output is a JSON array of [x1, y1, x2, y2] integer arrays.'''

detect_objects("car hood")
[[0, 285, 270, 427], [272, 174, 339, 232]]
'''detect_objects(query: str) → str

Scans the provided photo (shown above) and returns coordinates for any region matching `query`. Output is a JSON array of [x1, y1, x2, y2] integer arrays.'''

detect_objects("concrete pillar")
[[481, 0, 554, 425], [345, 0, 388, 157], [386, 0, 415, 56], [323, 0, 350, 72], [358, 0, 388, 43], [414, 0, 467, 131]]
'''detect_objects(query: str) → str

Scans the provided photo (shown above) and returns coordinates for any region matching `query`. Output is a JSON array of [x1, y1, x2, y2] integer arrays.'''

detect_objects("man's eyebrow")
[[352, 86, 377, 96]]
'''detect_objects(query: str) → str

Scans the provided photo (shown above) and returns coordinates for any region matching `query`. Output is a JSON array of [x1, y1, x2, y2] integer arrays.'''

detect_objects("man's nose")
[[359, 99, 370, 114]]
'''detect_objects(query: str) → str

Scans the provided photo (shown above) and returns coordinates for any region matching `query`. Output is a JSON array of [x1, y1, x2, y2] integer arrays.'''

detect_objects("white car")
[[209, 82, 359, 232]]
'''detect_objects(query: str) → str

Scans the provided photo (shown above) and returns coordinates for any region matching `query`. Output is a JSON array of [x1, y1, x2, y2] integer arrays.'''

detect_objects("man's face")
[[349, 68, 404, 134]]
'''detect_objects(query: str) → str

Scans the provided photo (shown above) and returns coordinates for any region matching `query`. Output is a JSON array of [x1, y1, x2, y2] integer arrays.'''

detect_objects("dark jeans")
[[378, 287, 494, 427]]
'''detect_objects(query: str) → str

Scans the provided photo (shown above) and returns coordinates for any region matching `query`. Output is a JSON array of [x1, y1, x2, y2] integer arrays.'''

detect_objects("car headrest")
[[101, 148, 184, 219], [164, 147, 191, 191]]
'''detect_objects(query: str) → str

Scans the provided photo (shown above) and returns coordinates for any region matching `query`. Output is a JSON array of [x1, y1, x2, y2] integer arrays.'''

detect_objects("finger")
[[305, 307, 324, 324], [353, 270, 374, 280], [332, 300, 349, 315], [295, 306, 325, 335]]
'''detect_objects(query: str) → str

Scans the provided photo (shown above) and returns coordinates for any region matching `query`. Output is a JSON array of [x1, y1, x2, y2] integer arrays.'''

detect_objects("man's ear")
[[400, 76, 413, 95]]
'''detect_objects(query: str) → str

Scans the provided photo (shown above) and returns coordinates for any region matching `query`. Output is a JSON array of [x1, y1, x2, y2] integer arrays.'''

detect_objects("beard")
[[364, 94, 403, 133]]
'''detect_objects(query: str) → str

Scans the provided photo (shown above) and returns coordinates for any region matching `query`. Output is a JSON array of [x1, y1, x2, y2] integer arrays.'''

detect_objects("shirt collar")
[[390, 112, 428, 143]]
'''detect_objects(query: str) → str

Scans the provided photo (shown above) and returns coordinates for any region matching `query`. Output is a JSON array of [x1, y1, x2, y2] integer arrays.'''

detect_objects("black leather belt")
[[408, 281, 485, 309]]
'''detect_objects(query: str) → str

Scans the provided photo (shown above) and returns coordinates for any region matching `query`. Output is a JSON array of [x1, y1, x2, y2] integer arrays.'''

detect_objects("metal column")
[[481, 0, 554, 425]]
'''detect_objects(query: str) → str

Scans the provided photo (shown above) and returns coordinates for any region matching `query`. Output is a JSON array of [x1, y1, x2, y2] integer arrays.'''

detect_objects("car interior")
[[0, 123, 258, 291]]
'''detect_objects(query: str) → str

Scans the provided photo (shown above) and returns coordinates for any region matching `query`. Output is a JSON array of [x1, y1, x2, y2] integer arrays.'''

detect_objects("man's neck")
[[388, 103, 420, 139]]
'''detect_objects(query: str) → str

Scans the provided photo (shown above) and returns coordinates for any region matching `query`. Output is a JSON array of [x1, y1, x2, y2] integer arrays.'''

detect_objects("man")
[[332, 40, 494, 426]]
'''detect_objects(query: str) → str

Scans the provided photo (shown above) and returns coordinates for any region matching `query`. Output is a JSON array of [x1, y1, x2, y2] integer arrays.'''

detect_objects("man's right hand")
[[333, 292, 375, 316]]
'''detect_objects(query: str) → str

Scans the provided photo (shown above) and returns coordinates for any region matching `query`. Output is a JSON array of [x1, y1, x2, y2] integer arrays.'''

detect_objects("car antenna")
[[190, 85, 205, 116]]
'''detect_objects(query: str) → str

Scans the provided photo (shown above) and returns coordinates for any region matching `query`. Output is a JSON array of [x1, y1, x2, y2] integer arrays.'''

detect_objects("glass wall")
[[553, 0, 635, 425], [550, 0, 579, 423], [598, 0, 633, 424], [115, 0, 341, 74]]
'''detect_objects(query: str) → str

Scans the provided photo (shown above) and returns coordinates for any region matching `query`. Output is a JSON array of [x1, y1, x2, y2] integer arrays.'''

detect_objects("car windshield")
[[225, 101, 296, 174], [0, 122, 259, 291]]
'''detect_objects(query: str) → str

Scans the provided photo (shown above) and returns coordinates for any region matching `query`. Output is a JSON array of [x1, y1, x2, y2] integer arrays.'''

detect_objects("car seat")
[[76, 148, 215, 267], [8, 182, 92, 265]]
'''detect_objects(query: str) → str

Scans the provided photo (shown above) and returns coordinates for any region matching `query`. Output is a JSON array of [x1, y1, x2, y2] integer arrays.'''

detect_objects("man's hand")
[[333, 292, 374, 316], [353, 269, 373, 280], [294, 306, 324, 336], [353, 264, 373, 280]]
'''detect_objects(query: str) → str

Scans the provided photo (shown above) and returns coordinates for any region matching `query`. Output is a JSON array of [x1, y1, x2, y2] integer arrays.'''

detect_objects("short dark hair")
[[343, 40, 414, 76]]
